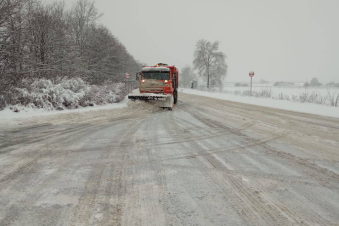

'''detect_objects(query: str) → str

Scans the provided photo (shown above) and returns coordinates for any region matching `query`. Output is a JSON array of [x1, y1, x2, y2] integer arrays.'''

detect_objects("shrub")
[[13, 78, 90, 110], [259, 88, 272, 98], [241, 90, 251, 96], [252, 87, 272, 98], [5, 78, 129, 111], [233, 90, 241, 95], [327, 86, 339, 107], [81, 82, 128, 106], [277, 93, 290, 100]]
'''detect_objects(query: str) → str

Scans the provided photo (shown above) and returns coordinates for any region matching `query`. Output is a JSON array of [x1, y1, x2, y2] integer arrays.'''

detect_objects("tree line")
[[0, 0, 141, 102]]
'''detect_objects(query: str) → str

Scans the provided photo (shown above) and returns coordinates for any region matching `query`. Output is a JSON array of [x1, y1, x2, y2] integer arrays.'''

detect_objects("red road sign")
[[249, 71, 255, 77], [125, 73, 131, 79]]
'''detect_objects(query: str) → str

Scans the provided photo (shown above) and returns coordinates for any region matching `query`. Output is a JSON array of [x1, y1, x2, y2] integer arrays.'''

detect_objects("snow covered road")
[[1, 93, 339, 225]]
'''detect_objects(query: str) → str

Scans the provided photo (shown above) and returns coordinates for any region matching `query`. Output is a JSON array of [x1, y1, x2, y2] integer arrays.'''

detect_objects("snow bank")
[[196, 84, 339, 106], [181, 88, 339, 119], [4, 78, 129, 113], [0, 96, 128, 121]]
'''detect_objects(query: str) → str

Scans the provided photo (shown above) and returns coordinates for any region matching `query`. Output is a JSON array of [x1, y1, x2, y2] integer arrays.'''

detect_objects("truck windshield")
[[142, 72, 170, 80]]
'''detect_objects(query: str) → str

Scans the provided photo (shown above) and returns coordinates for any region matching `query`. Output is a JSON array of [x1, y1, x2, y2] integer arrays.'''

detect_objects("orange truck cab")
[[128, 63, 179, 110]]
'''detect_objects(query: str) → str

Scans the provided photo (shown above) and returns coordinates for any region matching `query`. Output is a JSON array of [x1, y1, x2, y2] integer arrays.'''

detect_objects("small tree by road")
[[310, 78, 322, 87], [193, 39, 227, 90], [305, 78, 322, 87], [179, 65, 196, 88]]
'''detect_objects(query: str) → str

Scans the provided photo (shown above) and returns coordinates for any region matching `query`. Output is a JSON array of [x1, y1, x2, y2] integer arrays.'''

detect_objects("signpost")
[[249, 71, 255, 96]]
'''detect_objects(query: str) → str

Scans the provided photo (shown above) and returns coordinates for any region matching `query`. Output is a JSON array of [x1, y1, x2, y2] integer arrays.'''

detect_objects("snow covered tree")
[[0, 0, 142, 108], [0, 0, 29, 96], [24, 1, 71, 78], [193, 39, 227, 89], [69, 0, 102, 54], [67, 0, 141, 84], [180, 65, 196, 88]]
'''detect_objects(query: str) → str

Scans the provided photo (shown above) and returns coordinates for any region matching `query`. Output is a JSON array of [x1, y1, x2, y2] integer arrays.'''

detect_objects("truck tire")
[[174, 90, 178, 104]]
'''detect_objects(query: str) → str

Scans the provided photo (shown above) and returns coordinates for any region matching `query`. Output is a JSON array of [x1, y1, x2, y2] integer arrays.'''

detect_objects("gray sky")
[[44, 0, 339, 83]]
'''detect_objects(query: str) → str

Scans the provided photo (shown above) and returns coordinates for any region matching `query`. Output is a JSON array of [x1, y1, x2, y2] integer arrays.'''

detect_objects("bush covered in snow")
[[228, 87, 272, 98], [6, 78, 130, 112], [80, 82, 129, 107]]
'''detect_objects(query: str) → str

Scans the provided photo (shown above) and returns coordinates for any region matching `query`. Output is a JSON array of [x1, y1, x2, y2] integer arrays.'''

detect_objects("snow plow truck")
[[128, 63, 179, 110]]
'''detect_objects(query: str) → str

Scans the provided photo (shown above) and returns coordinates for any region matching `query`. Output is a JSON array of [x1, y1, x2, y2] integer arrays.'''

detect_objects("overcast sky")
[[44, 0, 339, 83]]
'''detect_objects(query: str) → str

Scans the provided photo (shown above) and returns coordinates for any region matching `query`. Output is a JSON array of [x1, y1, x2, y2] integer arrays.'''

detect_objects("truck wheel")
[[174, 90, 178, 104]]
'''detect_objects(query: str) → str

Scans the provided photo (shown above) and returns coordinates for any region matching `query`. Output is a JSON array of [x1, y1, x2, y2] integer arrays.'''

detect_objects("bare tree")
[[0, 0, 29, 91], [69, 0, 102, 53], [193, 39, 227, 89]]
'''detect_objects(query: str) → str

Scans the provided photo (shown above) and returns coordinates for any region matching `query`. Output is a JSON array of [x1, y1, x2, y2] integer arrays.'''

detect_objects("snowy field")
[[222, 83, 338, 102], [194, 83, 339, 105], [1, 90, 339, 226], [181, 86, 339, 119]]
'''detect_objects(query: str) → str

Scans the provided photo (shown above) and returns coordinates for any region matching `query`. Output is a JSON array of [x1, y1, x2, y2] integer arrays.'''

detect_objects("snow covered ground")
[[191, 82, 339, 108], [0, 96, 128, 121], [222, 83, 336, 98], [180, 88, 339, 118], [1, 91, 339, 225]]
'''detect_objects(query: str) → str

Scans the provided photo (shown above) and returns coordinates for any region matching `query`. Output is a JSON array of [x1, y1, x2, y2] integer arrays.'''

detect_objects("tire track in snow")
[[68, 118, 146, 226]]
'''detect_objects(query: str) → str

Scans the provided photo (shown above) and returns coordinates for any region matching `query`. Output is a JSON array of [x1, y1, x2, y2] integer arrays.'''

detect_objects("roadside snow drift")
[[181, 88, 339, 118]]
